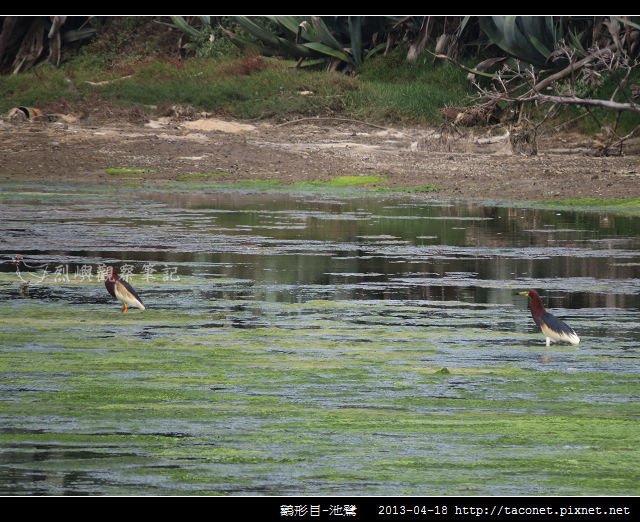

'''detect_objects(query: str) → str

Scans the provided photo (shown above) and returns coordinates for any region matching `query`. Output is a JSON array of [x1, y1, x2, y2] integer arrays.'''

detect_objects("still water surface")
[[1, 187, 639, 495]]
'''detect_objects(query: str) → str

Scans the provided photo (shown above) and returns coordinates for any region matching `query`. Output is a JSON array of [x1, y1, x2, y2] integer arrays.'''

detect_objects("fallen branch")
[[275, 117, 400, 133], [518, 93, 640, 113]]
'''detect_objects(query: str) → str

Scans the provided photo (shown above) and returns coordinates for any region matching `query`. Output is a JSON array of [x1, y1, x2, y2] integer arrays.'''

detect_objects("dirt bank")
[[1, 114, 639, 200]]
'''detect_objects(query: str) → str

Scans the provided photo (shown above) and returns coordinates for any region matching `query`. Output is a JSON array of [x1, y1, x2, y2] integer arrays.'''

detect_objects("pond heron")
[[105, 269, 145, 313], [518, 289, 579, 346]]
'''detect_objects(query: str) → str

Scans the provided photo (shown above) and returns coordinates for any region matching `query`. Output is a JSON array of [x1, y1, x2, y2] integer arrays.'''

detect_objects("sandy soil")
[[1, 114, 639, 200]]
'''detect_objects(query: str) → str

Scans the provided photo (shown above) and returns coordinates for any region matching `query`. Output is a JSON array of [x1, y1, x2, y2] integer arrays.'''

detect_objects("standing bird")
[[519, 289, 579, 346], [105, 270, 145, 313]]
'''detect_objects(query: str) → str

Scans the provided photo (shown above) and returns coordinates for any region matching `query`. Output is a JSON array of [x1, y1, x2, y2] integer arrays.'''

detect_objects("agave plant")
[[166, 16, 213, 39], [479, 16, 565, 67], [232, 16, 313, 59], [267, 16, 354, 63], [170, 16, 393, 70], [292, 16, 391, 67]]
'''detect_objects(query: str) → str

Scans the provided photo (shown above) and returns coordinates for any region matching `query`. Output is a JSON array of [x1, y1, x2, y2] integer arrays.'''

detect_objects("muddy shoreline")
[[1, 117, 639, 200]]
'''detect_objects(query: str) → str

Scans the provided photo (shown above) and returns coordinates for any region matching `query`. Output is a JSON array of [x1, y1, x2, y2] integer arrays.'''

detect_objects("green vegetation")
[[161, 176, 440, 194], [293, 175, 387, 188], [168, 175, 401, 193], [0, 65, 76, 108], [0, 48, 472, 124], [1, 294, 638, 495], [353, 51, 470, 122], [1, 16, 638, 136], [541, 197, 640, 214], [105, 168, 149, 175]]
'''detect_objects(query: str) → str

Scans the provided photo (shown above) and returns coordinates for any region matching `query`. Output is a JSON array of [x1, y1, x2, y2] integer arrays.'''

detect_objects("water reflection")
[[2, 190, 640, 310]]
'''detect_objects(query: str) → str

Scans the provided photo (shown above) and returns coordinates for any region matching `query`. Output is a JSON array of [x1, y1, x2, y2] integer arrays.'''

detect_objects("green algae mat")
[[1, 186, 639, 495]]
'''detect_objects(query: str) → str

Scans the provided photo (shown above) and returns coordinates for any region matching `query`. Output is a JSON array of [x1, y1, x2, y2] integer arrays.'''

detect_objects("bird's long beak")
[[518, 291, 530, 297]]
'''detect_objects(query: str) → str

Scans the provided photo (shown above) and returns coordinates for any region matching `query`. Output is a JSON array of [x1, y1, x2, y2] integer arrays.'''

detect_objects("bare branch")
[[552, 112, 590, 132], [526, 44, 616, 95], [612, 125, 640, 147], [518, 94, 640, 113]]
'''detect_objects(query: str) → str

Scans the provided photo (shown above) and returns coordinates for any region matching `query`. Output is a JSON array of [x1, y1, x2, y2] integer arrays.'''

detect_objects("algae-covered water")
[[1, 185, 639, 495]]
